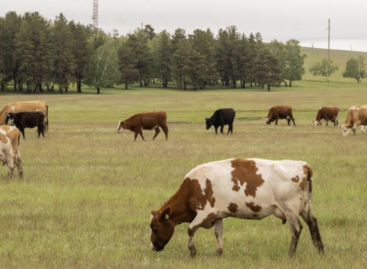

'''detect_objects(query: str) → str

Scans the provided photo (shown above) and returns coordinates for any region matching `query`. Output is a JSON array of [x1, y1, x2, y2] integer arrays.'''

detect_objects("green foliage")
[[309, 58, 339, 80], [84, 33, 120, 93], [343, 55, 365, 83], [128, 29, 153, 87], [118, 39, 139, 89], [157, 30, 172, 88], [69, 22, 92, 92], [172, 38, 192, 90], [14, 12, 52, 92], [52, 13, 76, 93]]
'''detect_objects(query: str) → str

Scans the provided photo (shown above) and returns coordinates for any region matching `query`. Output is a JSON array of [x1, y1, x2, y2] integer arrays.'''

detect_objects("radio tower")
[[92, 0, 98, 32]]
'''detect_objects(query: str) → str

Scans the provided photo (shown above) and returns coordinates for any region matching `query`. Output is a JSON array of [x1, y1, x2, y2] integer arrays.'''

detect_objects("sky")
[[1, 0, 367, 52]]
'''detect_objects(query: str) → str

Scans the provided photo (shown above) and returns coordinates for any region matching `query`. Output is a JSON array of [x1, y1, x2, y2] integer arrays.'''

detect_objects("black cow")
[[5, 112, 45, 139], [205, 108, 236, 134]]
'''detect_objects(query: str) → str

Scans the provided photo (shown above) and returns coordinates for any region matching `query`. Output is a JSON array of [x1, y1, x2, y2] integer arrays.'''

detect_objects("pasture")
[[0, 78, 366, 269]]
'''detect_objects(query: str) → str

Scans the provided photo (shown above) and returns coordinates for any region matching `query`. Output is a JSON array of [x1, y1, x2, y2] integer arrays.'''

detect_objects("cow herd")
[[1, 100, 366, 258]]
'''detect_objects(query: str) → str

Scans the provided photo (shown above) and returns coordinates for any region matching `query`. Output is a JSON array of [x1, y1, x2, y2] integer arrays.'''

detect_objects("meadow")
[[0, 48, 367, 269]]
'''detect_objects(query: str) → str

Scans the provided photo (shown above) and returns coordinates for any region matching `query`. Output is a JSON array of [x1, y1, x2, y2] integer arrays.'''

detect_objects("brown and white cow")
[[0, 125, 23, 178], [341, 105, 367, 136], [264, 106, 296, 126], [117, 111, 168, 141], [313, 106, 339, 127], [0, 101, 49, 131], [150, 158, 324, 256]]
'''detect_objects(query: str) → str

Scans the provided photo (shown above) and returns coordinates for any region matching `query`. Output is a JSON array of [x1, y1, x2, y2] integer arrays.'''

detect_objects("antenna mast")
[[93, 0, 99, 32]]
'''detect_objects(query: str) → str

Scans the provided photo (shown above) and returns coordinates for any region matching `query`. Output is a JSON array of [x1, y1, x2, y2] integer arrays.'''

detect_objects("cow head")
[[263, 118, 270, 125], [205, 118, 213, 130], [150, 207, 175, 252], [341, 124, 350, 136], [117, 121, 126, 133], [5, 113, 14, 126], [313, 119, 324, 127]]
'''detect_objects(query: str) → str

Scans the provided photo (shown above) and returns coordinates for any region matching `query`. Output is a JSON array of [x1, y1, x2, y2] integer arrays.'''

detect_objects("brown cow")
[[0, 101, 49, 131], [117, 111, 168, 141], [0, 125, 23, 178], [150, 158, 324, 256], [313, 106, 339, 127], [341, 105, 367, 136], [264, 106, 295, 126]]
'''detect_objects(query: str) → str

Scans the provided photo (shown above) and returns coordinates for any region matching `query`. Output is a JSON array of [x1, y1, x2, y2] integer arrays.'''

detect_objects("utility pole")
[[326, 18, 330, 82]]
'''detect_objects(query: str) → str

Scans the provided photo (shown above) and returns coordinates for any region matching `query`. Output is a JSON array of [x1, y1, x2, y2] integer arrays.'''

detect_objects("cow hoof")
[[216, 248, 223, 256], [189, 247, 197, 257]]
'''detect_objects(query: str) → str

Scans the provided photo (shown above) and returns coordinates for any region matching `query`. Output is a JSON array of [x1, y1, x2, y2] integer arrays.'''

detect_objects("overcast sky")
[[1, 0, 367, 51]]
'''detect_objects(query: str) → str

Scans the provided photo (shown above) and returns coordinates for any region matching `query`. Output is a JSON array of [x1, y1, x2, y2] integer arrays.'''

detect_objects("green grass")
[[1, 84, 367, 268], [0, 47, 367, 268]]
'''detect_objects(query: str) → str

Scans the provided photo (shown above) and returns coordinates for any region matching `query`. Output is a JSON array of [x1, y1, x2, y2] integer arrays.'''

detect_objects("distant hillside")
[[301, 47, 367, 81]]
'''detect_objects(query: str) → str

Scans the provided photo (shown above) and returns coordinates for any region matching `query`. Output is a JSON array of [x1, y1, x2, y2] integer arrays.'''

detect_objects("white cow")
[[150, 158, 324, 256], [0, 125, 23, 178]]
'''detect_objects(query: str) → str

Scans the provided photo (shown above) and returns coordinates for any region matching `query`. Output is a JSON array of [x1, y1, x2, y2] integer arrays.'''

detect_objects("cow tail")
[[304, 164, 313, 219]]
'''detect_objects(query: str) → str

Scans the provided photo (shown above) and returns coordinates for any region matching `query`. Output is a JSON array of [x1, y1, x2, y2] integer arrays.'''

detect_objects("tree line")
[[2, 11, 361, 94]]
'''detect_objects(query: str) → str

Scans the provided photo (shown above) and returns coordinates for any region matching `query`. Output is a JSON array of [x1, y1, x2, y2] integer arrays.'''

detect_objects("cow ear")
[[160, 207, 171, 221]]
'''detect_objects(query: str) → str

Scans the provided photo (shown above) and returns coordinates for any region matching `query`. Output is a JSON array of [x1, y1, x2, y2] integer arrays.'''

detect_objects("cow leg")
[[21, 129, 26, 140], [215, 126, 218, 134], [291, 117, 296, 126], [139, 131, 145, 141], [161, 126, 168, 140], [134, 132, 139, 141], [214, 219, 223, 255], [15, 157, 23, 178], [40, 124, 45, 137], [275, 119, 278, 125], [287, 215, 303, 256], [6, 158, 15, 179], [152, 127, 160, 140], [301, 211, 324, 253], [287, 118, 291, 125], [352, 124, 357, 135], [188, 212, 216, 256], [326, 121, 328, 126], [220, 125, 224, 134]]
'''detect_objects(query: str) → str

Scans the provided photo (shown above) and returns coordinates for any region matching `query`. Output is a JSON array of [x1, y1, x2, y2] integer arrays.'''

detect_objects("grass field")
[[0, 48, 367, 268]]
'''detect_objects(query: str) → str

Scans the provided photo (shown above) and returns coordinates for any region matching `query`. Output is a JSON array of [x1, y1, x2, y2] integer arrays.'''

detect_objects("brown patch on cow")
[[189, 178, 216, 209], [245, 202, 262, 212], [300, 177, 308, 190], [300, 164, 312, 190], [231, 159, 265, 197], [227, 203, 238, 213], [192, 212, 217, 231], [291, 175, 300, 183]]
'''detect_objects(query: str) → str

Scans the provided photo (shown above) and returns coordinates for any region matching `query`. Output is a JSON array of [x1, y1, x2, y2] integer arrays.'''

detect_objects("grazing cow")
[[341, 105, 367, 136], [205, 108, 236, 134], [0, 125, 23, 178], [150, 158, 324, 256], [0, 101, 49, 131], [264, 106, 295, 126], [117, 111, 168, 141], [313, 106, 339, 127], [5, 112, 45, 139]]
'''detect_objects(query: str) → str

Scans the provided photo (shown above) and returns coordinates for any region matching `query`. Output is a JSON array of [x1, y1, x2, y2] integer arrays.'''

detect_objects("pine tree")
[[52, 13, 76, 93], [157, 30, 171, 88]]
